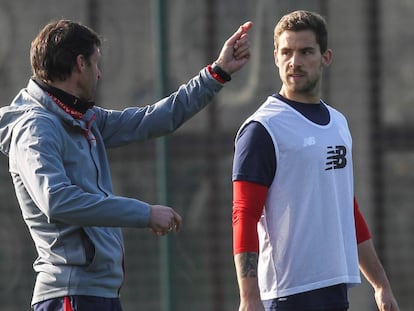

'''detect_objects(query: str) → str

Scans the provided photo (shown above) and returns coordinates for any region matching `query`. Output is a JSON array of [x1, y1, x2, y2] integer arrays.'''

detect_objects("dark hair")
[[274, 10, 328, 53], [30, 20, 101, 82]]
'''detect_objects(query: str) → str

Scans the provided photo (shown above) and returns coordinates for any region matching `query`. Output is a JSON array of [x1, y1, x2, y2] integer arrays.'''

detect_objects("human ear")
[[322, 48, 333, 67], [75, 54, 87, 72], [274, 49, 279, 68]]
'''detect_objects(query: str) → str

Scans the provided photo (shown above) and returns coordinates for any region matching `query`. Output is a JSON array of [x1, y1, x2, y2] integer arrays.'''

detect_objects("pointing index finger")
[[240, 21, 253, 34]]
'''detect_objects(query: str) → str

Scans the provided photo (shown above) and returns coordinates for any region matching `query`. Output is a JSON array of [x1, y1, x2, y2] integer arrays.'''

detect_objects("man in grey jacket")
[[0, 19, 252, 310]]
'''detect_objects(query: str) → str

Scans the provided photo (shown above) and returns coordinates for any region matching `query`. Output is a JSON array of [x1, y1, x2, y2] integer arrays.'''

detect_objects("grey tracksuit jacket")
[[0, 68, 222, 306]]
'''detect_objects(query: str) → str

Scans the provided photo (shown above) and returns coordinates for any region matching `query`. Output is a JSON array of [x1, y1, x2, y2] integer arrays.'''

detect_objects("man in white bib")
[[232, 10, 399, 311]]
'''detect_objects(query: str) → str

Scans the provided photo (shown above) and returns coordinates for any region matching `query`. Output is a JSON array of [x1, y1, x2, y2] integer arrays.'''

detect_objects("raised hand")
[[214, 21, 253, 75]]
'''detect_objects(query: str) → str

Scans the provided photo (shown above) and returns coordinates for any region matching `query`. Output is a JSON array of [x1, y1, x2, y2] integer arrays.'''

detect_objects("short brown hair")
[[30, 20, 101, 82], [274, 10, 328, 53]]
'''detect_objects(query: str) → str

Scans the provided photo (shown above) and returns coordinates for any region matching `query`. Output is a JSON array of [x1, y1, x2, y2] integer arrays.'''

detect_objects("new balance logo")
[[303, 136, 316, 147], [325, 145, 347, 170]]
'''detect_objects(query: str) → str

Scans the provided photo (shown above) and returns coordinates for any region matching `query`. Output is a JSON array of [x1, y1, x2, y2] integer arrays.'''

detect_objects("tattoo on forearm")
[[239, 252, 258, 278]]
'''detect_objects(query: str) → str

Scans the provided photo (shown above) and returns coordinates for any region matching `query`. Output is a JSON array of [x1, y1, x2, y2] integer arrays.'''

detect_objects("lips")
[[288, 71, 305, 77], [287, 71, 306, 82]]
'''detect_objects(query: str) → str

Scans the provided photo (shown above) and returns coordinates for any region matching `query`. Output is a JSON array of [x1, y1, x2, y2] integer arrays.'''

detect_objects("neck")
[[34, 79, 93, 114], [47, 80, 81, 100], [279, 86, 321, 104]]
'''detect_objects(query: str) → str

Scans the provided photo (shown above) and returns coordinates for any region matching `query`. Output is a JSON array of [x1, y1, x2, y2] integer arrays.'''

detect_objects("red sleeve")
[[232, 180, 268, 255], [354, 197, 371, 244]]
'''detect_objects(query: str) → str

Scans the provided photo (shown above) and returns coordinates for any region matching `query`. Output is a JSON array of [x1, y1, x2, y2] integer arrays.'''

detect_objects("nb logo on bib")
[[325, 145, 347, 170]]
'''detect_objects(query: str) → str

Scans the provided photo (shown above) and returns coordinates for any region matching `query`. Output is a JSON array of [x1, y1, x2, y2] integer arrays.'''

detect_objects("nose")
[[289, 52, 302, 68]]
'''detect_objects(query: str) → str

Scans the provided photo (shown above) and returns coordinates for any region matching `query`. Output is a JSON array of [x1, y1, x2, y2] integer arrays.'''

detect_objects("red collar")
[[48, 92, 84, 119]]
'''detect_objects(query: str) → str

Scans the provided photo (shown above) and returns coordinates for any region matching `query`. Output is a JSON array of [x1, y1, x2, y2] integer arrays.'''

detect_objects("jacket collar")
[[33, 78, 94, 115]]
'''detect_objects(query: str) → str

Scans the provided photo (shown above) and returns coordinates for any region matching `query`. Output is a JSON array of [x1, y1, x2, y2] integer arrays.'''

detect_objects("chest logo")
[[303, 136, 316, 147], [325, 145, 347, 170]]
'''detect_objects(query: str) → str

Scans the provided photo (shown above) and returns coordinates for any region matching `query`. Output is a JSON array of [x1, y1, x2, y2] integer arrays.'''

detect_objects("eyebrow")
[[279, 46, 316, 53]]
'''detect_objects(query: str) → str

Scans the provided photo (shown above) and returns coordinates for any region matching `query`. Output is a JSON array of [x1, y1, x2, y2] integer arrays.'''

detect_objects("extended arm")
[[99, 22, 252, 146]]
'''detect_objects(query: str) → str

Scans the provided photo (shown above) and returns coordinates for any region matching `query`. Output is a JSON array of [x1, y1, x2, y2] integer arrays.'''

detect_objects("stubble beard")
[[287, 74, 320, 97]]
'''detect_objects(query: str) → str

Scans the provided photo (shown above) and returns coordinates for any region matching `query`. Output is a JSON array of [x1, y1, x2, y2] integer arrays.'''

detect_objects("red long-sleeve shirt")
[[232, 180, 371, 255]]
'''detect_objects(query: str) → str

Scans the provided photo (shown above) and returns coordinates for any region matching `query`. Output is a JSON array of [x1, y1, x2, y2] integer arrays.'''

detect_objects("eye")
[[303, 48, 315, 55], [280, 49, 291, 56]]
